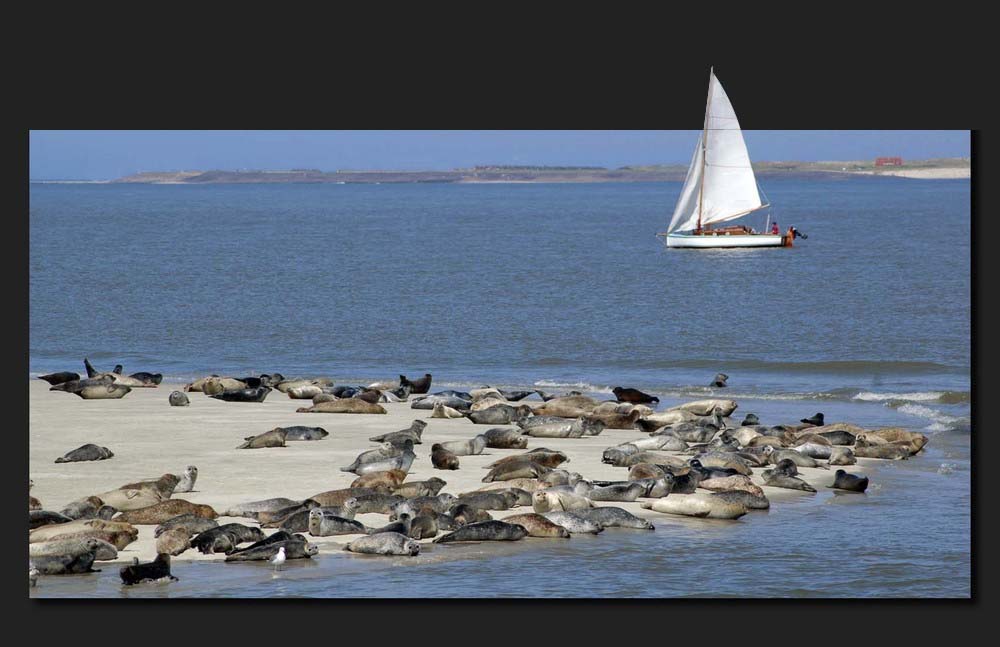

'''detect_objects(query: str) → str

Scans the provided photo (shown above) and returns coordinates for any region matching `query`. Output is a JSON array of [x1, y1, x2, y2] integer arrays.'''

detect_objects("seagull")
[[271, 546, 286, 572]]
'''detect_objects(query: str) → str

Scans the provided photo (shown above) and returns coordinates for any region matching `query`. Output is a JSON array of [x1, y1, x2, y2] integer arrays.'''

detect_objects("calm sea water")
[[28, 179, 971, 597]]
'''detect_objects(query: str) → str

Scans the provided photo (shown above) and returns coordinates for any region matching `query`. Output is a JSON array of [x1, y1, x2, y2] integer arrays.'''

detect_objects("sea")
[[28, 178, 971, 597]]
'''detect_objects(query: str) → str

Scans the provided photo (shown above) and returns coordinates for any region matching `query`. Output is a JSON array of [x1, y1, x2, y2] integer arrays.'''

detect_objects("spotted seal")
[[345, 532, 420, 555], [54, 444, 114, 463], [237, 428, 287, 449], [399, 373, 432, 394], [298, 399, 386, 414], [502, 513, 571, 538], [433, 520, 527, 543], [114, 500, 217, 524], [483, 427, 529, 449], [830, 469, 869, 492], [641, 493, 747, 519]]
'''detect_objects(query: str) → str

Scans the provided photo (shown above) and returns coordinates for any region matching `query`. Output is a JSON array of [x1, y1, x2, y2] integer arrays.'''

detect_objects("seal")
[[408, 514, 439, 539], [191, 524, 267, 553], [30, 510, 74, 529], [30, 536, 118, 561], [201, 377, 250, 395], [454, 491, 519, 511], [223, 498, 306, 519], [710, 373, 729, 388], [286, 384, 324, 399], [297, 399, 387, 414], [828, 446, 857, 465], [612, 386, 660, 404], [587, 482, 645, 502], [640, 493, 748, 519], [155, 529, 192, 556], [800, 412, 825, 427], [711, 490, 770, 510], [761, 468, 817, 492], [114, 500, 218, 524], [370, 420, 427, 445], [433, 520, 527, 543], [431, 402, 466, 418], [129, 371, 163, 386], [574, 507, 654, 530], [226, 537, 319, 562], [168, 391, 190, 406], [385, 478, 443, 499], [431, 444, 461, 470], [120, 554, 177, 585], [172, 466, 198, 493], [486, 449, 568, 470], [740, 413, 760, 426], [277, 426, 329, 441], [58, 496, 106, 520], [769, 449, 828, 470], [368, 513, 412, 536], [212, 386, 271, 403], [538, 511, 604, 534], [76, 382, 132, 399], [483, 427, 529, 449], [483, 460, 550, 482], [308, 509, 369, 536], [345, 532, 421, 555], [38, 371, 80, 386], [668, 399, 738, 417], [697, 475, 764, 497], [587, 409, 643, 430], [237, 428, 287, 449], [54, 443, 114, 463], [399, 373, 432, 394], [467, 404, 533, 425], [829, 469, 869, 492], [391, 494, 457, 519], [502, 513, 571, 538], [32, 551, 100, 575], [154, 514, 219, 538], [532, 489, 591, 513], [519, 416, 604, 438], [341, 441, 412, 472], [351, 470, 407, 490], [29, 519, 139, 550]]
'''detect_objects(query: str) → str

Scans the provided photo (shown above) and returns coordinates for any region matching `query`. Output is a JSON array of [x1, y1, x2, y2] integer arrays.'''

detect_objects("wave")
[[853, 391, 970, 405], [895, 403, 971, 433], [532, 380, 613, 394], [603, 359, 966, 376]]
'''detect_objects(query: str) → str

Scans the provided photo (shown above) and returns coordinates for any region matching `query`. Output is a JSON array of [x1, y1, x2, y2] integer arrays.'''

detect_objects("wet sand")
[[29, 380, 872, 566]]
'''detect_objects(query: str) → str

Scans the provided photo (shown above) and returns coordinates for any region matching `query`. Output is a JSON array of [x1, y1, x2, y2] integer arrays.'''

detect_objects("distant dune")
[[81, 159, 970, 185]]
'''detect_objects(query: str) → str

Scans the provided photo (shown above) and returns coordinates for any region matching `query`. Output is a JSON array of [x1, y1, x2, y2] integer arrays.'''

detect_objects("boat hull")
[[664, 233, 786, 249]]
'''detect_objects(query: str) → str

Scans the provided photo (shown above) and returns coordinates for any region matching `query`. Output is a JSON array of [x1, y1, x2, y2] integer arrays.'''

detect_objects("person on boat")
[[770, 222, 780, 235]]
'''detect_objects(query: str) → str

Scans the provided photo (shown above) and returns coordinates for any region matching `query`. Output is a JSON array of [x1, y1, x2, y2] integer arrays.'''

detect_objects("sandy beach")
[[29, 380, 875, 567]]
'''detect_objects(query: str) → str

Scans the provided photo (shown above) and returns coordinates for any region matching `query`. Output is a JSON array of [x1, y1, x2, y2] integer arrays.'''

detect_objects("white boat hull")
[[663, 232, 785, 249]]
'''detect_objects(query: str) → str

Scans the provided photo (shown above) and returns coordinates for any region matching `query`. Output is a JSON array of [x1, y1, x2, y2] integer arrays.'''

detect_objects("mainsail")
[[667, 70, 765, 234]]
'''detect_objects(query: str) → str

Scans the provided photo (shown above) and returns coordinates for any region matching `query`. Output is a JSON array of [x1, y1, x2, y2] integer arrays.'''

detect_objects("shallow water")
[[28, 179, 970, 597]]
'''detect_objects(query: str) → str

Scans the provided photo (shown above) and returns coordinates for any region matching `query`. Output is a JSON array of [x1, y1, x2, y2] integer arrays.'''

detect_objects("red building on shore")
[[875, 157, 903, 166]]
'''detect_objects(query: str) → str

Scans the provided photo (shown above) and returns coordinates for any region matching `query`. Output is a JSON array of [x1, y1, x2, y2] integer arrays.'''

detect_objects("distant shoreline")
[[32, 159, 970, 185]]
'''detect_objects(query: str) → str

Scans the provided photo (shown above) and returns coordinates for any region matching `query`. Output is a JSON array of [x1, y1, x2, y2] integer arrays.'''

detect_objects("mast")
[[696, 67, 713, 234]]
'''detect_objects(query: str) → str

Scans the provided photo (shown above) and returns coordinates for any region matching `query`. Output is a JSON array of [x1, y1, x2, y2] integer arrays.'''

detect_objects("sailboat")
[[657, 68, 795, 249]]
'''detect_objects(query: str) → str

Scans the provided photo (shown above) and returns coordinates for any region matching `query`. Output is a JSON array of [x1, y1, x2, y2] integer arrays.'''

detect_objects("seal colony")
[[28, 373, 926, 590]]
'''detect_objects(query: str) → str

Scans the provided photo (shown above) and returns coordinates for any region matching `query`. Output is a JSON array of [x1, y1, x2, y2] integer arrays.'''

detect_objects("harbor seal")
[[345, 532, 420, 555], [539, 511, 604, 534], [392, 477, 448, 498], [30, 510, 74, 529], [341, 441, 413, 473], [761, 468, 817, 492], [483, 427, 529, 449], [668, 399, 738, 417], [828, 446, 857, 465], [710, 373, 729, 387], [308, 509, 369, 536], [174, 466, 198, 493], [830, 469, 869, 492], [641, 493, 747, 520], [519, 416, 603, 438], [286, 384, 324, 399], [201, 377, 249, 395], [38, 371, 80, 386], [95, 488, 165, 512], [297, 399, 386, 414], [711, 489, 770, 510], [368, 513, 412, 536], [32, 551, 100, 575], [431, 444, 461, 470], [740, 413, 760, 426], [408, 514, 439, 539], [54, 443, 114, 463], [502, 513, 570, 538], [483, 460, 550, 482], [154, 514, 219, 538], [467, 404, 533, 425], [223, 498, 306, 519], [612, 386, 660, 404], [191, 524, 267, 553], [433, 520, 527, 543], [76, 382, 132, 399], [30, 537, 118, 561], [486, 448, 568, 469], [800, 412, 825, 427], [155, 529, 192, 556], [120, 554, 177, 585], [169, 391, 190, 406], [574, 507, 654, 529], [114, 500, 218, 524], [586, 482, 645, 502], [212, 386, 271, 402], [59, 496, 107, 520], [399, 373, 432, 394], [226, 538, 319, 562], [29, 519, 139, 550], [587, 409, 643, 430], [532, 489, 591, 513], [279, 426, 330, 441], [237, 428, 287, 449], [351, 470, 407, 490], [431, 402, 466, 419], [370, 420, 426, 444]]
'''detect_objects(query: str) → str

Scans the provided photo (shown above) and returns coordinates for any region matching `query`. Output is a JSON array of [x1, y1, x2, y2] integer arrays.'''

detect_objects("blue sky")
[[30, 130, 970, 180]]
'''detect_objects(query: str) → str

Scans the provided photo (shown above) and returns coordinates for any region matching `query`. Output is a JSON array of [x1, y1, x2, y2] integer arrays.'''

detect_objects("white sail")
[[667, 71, 764, 233], [666, 133, 704, 234]]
